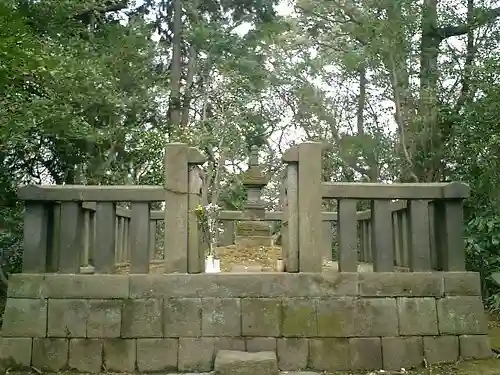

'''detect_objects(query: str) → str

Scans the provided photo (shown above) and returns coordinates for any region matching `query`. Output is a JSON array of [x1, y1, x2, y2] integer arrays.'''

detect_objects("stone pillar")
[[235, 146, 272, 248]]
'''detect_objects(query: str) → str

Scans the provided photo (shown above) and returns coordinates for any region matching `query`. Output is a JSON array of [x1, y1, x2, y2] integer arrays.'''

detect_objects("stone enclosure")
[[0, 142, 493, 372]]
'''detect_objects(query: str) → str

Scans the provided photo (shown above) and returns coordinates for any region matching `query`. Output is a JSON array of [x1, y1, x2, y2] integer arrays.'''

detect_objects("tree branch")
[[438, 6, 500, 39]]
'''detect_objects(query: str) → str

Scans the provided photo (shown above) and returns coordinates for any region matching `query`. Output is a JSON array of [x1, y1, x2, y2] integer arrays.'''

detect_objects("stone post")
[[164, 144, 205, 273], [235, 145, 272, 248], [283, 142, 324, 272]]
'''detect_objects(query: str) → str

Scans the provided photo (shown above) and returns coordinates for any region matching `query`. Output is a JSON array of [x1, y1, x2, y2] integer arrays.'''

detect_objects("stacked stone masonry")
[[0, 272, 492, 373]]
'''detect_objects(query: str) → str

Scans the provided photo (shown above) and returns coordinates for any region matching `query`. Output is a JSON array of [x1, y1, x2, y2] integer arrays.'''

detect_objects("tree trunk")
[[168, 0, 182, 139]]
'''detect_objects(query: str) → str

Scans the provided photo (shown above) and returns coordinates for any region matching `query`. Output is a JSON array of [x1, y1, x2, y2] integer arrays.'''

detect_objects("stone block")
[[444, 272, 482, 296], [44, 274, 129, 298], [164, 298, 202, 337], [349, 337, 382, 370], [7, 273, 45, 298], [87, 300, 122, 338], [122, 299, 162, 337], [129, 273, 358, 299], [230, 265, 262, 272], [32, 338, 68, 372], [286, 272, 358, 297], [423, 336, 459, 365], [103, 339, 136, 372], [359, 273, 443, 297], [1, 298, 47, 337], [437, 296, 488, 334], [277, 338, 308, 370], [246, 337, 276, 352], [214, 350, 278, 375], [316, 297, 356, 337], [398, 297, 438, 335], [308, 338, 350, 371], [0, 337, 32, 368], [354, 298, 399, 337], [69, 338, 103, 373], [241, 298, 281, 336], [282, 298, 317, 337], [178, 337, 215, 372], [47, 299, 88, 338], [136, 338, 178, 372], [382, 336, 423, 371], [235, 236, 272, 248], [214, 337, 246, 351], [459, 335, 492, 359], [202, 298, 241, 336]]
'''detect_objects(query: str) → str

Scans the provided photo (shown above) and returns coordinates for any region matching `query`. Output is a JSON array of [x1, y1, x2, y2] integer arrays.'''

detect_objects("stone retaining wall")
[[0, 272, 492, 372]]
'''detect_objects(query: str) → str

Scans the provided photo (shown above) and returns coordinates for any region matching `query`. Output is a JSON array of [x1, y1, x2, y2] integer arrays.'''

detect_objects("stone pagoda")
[[235, 145, 272, 247]]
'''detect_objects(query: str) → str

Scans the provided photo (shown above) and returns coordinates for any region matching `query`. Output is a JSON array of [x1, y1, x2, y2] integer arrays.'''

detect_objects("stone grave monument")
[[235, 145, 272, 248]]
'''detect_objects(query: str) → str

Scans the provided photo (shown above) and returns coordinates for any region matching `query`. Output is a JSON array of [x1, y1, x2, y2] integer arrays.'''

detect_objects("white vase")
[[205, 255, 214, 273], [213, 259, 221, 273], [276, 259, 284, 272]]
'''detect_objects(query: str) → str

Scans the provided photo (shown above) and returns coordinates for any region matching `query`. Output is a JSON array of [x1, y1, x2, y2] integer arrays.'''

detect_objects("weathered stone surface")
[[103, 339, 136, 372], [308, 338, 350, 371], [122, 299, 162, 337], [282, 298, 317, 337], [32, 338, 68, 372], [48, 299, 89, 338], [382, 336, 424, 371], [7, 274, 45, 298], [230, 264, 263, 272], [443, 272, 481, 296], [277, 338, 308, 370], [164, 298, 202, 337], [241, 298, 281, 336], [235, 236, 272, 248], [459, 335, 492, 359], [423, 336, 459, 365], [246, 337, 276, 352], [397, 297, 438, 335], [349, 337, 382, 370], [214, 350, 278, 375], [214, 337, 246, 351], [129, 273, 357, 298], [354, 298, 399, 337], [437, 296, 488, 334], [359, 273, 443, 297], [87, 300, 122, 338], [0, 337, 32, 368], [136, 338, 178, 372], [316, 298, 356, 337], [178, 337, 215, 372], [1, 298, 47, 337], [202, 298, 241, 336], [44, 274, 128, 298], [288, 273, 357, 297], [68, 339, 103, 373]]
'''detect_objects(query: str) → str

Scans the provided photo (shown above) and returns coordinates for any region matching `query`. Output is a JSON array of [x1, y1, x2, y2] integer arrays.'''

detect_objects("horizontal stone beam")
[[321, 182, 470, 200], [81, 202, 131, 218], [18, 185, 165, 202]]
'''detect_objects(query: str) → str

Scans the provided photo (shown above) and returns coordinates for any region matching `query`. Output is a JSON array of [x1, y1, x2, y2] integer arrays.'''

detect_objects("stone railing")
[[16, 142, 469, 275], [18, 143, 205, 275], [281, 142, 470, 273]]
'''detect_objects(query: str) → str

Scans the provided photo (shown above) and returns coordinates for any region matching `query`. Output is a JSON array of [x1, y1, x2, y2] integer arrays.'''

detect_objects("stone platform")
[[0, 272, 492, 372]]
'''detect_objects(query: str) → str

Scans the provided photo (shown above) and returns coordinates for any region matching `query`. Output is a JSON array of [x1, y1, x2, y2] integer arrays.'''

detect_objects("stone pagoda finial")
[[249, 145, 259, 167]]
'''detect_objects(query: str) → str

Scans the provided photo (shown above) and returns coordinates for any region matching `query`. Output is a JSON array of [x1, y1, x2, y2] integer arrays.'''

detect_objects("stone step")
[[214, 350, 278, 375]]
